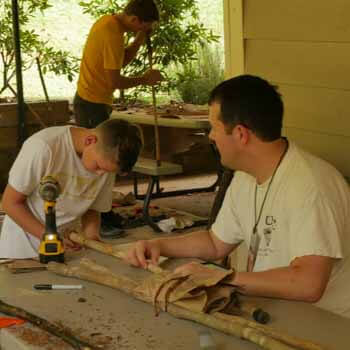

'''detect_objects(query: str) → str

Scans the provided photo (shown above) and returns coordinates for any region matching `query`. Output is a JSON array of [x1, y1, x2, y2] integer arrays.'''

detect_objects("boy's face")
[[129, 16, 154, 33], [81, 136, 119, 175]]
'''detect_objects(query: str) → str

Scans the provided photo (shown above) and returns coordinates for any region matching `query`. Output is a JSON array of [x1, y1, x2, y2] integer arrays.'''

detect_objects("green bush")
[[176, 43, 224, 105]]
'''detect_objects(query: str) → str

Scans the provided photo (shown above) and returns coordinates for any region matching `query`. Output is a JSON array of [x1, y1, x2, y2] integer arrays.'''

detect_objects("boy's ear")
[[85, 135, 98, 146], [130, 15, 140, 25]]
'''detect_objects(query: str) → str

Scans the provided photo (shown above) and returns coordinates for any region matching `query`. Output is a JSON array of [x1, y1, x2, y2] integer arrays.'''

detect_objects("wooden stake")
[[48, 258, 325, 350]]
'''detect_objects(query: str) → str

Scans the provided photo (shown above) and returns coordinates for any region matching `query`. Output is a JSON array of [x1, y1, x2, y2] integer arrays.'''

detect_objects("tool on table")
[[0, 317, 25, 328], [229, 293, 270, 324], [33, 284, 83, 290], [38, 175, 65, 264]]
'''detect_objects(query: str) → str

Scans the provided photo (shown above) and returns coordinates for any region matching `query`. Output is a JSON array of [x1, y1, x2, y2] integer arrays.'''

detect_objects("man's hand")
[[142, 69, 163, 86], [124, 239, 161, 269]]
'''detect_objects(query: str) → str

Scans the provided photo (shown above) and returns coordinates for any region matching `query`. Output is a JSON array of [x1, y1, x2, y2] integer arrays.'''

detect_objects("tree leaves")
[[0, 0, 79, 96]]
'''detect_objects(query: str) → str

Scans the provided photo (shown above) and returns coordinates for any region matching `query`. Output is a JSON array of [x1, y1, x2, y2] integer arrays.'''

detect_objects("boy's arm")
[[123, 31, 146, 67], [2, 184, 44, 239], [108, 68, 162, 90], [81, 209, 101, 241]]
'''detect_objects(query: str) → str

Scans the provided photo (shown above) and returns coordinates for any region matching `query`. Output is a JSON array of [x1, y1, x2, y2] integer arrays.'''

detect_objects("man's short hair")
[[209, 75, 284, 141], [124, 0, 159, 22], [96, 119, 143, 173]]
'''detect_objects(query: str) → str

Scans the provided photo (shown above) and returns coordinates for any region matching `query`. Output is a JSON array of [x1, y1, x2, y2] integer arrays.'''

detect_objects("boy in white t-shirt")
[[124, 75, 350, 318], [0, 119, 142, 259]]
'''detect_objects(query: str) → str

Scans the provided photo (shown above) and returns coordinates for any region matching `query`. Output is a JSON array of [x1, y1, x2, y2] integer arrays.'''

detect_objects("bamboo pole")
[[0, 298, 97, 350], [48, 258, 326, 350]]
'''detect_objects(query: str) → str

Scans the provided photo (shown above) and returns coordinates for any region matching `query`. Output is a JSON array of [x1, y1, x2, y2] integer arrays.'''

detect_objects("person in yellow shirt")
[[74, 0, 163, 128]]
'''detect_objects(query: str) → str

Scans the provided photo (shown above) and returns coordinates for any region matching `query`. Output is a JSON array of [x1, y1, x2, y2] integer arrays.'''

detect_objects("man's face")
[[208, 102, 238, 170], [81, 141, 119, 176]]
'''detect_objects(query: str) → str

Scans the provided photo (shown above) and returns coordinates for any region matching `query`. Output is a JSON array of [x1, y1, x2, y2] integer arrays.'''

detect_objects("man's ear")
[[234, 124, 250, 145], [85, 135, 98, 146]]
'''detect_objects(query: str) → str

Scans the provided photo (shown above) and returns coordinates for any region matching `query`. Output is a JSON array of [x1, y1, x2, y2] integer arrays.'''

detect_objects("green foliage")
[[0, 0, 79, 97], [176, 43, 224, 105], [79, 0, 219, 96]]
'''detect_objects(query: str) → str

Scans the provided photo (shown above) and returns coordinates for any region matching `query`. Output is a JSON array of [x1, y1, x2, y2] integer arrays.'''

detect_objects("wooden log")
[[0, 298, 98, 350], [69, 232, 164, 274], [48, 258, 326, 350]]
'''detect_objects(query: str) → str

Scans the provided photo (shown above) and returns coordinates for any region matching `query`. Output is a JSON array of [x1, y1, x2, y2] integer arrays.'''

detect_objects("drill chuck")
[[39, 176, 61, 202]]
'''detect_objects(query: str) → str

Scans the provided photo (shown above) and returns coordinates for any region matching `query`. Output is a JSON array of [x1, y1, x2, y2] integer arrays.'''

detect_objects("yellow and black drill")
[[38, 176, 65, 264]]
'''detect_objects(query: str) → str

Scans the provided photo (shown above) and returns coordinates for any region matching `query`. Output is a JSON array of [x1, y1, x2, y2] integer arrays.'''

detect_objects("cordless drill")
[[38, 176, 65, 264]]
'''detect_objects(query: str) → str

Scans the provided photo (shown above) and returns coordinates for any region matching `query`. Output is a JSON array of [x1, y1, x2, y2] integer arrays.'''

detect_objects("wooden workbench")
[[1, 243, 349, 350], [110, 109, 210, 130], [110, 109, 216, 174]]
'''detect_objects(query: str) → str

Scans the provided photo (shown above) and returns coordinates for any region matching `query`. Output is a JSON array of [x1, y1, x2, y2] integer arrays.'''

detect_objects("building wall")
[[224, 0, 350, 178]]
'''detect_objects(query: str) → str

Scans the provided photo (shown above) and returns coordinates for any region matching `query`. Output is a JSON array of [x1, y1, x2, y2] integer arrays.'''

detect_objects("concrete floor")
[[114, 172, 218, 217]]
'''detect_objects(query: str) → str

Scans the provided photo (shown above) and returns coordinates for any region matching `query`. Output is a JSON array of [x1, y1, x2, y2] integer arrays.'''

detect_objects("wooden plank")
[[244, 0, 350, 42], [283, 127, 350, 178], [133, 157, 183, 176], [278, 84, 350, 138], [110, 111, 210, 129], [223, 0, 244, 78], [0, 100, 70, 127], [245, 40, 350, 90]]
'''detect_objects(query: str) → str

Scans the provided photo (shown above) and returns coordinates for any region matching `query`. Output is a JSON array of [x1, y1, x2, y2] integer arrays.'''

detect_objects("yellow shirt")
[[77, 15, 125, 105]]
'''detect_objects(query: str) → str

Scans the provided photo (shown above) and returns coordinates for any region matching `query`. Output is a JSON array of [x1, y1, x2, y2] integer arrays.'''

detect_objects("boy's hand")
[[63, 237, 82, 252], [142, 69, 163, 86], [84, 231, 102, 242]]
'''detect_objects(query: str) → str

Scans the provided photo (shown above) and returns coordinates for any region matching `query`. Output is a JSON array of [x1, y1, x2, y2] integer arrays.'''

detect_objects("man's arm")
[[81, 209, 101, 241], [125, 229, 239, 268], [2, 184, 44, 239], [229, 255, 334, 302]]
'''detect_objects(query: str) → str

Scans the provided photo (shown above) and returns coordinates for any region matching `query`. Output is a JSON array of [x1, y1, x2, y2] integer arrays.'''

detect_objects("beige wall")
[[224, 0, 350, 178]]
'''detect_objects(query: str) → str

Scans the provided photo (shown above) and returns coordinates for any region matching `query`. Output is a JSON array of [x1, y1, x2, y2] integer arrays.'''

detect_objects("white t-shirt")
[[212, 141, 350, 318], [0, 126, 115, 259]]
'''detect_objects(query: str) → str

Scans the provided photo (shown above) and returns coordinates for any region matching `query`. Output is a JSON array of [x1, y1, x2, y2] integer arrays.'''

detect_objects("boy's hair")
[[96, 119, 143, 173], [124, 0, 159, 22], [209, 75, 284, 141]]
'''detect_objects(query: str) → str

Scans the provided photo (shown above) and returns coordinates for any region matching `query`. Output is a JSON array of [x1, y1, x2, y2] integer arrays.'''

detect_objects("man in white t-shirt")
[[0, 119, 142, 259], [124, 75, 350, 318]]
